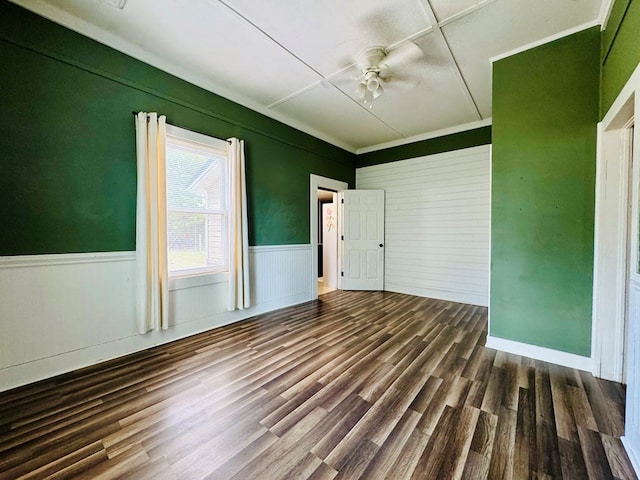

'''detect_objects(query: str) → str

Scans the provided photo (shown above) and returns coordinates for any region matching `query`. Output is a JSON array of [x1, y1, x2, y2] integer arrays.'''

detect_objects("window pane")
[[165, 130, 228, 276], [206, 214, 226, 268], [167, 212, 207, 271], [166, 142, 226, 211], [167, 212, 226, 272]]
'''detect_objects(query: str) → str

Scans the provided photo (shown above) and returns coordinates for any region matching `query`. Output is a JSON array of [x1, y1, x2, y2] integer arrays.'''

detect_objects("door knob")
[[379, 243, 384, 247]]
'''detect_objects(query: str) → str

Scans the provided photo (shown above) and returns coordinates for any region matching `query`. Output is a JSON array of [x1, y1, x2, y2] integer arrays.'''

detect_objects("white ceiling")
[[12, 0, 607, 153]]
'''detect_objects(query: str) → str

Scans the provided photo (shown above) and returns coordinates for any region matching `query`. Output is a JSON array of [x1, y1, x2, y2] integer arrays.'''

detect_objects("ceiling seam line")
[[385, 26, 435, 51], [419, 0, 483, 120], [216, 0, 428, 138], [216, 0, 402, 130], [437, 0, 500, 28], [436, 33, 483, 120], [216, 0, 326, 80], [266, 27, 433, 111], [267, 81, 323, 109]]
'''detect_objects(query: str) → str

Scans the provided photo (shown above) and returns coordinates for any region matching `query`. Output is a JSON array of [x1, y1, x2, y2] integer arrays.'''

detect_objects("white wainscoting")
[[0, 245, 312, 392], [356, 145, 490, 306], [249, 245, 313, 308]]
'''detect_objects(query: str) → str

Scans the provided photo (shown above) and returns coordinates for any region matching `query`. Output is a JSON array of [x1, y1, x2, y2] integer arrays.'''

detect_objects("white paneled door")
[[339, 190, 384, 291]]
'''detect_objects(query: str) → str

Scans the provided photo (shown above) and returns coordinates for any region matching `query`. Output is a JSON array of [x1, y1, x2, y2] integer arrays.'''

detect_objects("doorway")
[[594, 80, 640, 470], [310, 175, 348, 299], [593, 96, 636, 382], [317, 188, 338, 296]]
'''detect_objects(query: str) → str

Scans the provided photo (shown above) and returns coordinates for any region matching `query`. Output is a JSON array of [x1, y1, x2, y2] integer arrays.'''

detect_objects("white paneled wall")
[[0, 245, 311, 391], [623, 281, 640, 475], [250, 245, 314, 307], [357, 145, 490, 306]]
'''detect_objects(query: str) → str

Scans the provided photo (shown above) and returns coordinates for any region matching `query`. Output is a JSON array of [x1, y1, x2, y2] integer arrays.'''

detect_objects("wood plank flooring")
[[0, 290, 636, 479]]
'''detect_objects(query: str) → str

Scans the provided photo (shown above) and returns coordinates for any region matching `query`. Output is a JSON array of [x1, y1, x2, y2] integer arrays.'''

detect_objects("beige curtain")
[[227, 138, 250, 310], [135, 112, 169, 333]]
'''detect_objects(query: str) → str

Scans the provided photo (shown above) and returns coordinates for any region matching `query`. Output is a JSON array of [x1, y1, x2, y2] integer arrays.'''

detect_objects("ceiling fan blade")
[[380, 42, 423, 72], [352, 46, 386, 70], [379, 73, 420, 90]]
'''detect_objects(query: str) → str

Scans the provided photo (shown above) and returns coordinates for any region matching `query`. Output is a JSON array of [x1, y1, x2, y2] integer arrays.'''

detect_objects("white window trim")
[[169, 271, 228, 291], [165, 124, 228, 150], [165, 124, 229, 287]]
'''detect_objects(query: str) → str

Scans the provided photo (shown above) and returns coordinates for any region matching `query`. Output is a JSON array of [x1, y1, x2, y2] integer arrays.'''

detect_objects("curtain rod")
[[132, 111, 232, 144]]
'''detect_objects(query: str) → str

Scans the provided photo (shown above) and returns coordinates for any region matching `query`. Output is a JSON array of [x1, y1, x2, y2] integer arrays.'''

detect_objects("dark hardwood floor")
[[0, 290, 636, 479]]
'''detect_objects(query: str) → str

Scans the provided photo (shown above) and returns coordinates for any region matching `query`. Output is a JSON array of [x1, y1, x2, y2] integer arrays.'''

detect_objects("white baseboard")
[[385, 282, 488, 307], [485, 335, 593, 371], [622, 437, 640, 478]]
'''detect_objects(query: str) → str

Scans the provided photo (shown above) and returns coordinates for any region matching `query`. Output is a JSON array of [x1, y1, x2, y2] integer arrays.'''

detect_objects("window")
[[165, 125, 228, 278]]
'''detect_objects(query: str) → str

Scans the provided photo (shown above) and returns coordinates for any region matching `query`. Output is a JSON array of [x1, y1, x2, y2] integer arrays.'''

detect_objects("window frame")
[[164, 124, 229, 287]]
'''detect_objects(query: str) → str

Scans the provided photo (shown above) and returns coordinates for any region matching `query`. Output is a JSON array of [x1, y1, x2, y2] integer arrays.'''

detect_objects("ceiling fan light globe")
[[355, 81, 367, 99], [372, 84, 383, 99], [366, 77, 379, 92]]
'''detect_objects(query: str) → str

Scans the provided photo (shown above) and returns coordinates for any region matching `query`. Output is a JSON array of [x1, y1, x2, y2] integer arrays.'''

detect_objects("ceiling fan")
[[353, 42, 424, 108]]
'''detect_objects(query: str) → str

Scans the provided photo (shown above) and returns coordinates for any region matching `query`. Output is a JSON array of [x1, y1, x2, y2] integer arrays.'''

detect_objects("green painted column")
[[491, 27, 600, 356]]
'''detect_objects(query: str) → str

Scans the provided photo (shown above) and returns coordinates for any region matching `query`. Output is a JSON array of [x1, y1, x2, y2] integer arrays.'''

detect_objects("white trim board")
[[592, 61, 640, 382], [485, 336, 593, 372], [0, 251, 135, 268], [385, 283, 487, 308], [622, 437, 640, 478], [594, 60, 640, 479]]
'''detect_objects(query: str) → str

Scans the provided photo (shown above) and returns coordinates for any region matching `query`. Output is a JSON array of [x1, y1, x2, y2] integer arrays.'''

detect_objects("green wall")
[[601, 0, 640, 116], [0, 1, 355, 254], [356, 126, 491, 168], [491, 27, 600, 356]]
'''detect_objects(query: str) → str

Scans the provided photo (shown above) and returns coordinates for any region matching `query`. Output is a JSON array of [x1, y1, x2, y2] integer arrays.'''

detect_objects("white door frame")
[[310, 174, 348, 300], [593, 63, 640, 382]]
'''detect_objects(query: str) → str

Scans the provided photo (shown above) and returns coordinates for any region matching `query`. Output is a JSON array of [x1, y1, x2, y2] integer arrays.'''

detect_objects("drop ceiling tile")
[[442, 0, 602, 117], [29, 0, 321, 106], [271, 83, 403, 149], [330, 34, 479, 137], [221, 0, 432, 76], [428, 0, 492, 23]]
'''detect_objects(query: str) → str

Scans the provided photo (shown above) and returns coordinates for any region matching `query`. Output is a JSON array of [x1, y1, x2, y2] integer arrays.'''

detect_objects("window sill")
[[169, 271, 228, 291]]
